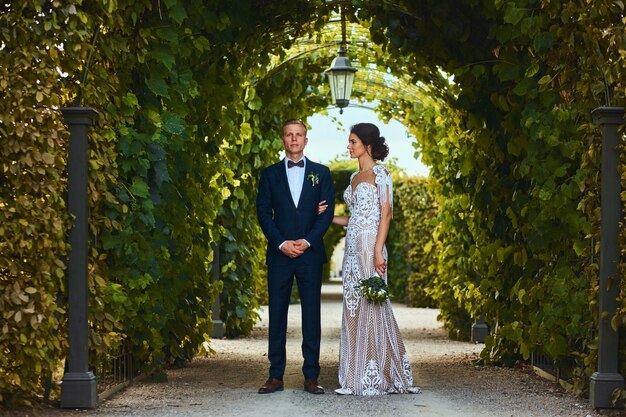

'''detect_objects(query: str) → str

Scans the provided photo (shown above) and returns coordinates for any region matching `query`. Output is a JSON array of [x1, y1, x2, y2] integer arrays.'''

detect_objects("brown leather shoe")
[[304, 378, 325, 394], [258, 377, 284, 394]]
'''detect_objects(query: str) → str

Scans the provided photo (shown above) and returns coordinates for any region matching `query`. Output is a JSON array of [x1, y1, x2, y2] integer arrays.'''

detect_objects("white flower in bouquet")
[[355, 276, 389, 304]]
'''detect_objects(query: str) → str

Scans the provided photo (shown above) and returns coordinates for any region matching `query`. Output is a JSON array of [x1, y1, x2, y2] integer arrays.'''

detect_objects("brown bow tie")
[[288, 160, 304, 168]]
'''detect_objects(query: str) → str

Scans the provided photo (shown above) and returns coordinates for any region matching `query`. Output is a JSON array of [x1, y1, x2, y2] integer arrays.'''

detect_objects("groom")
[[255, 119, 335, 395]]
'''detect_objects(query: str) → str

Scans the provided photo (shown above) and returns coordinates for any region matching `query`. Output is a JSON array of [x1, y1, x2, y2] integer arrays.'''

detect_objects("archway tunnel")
[[1, 0, 626, 407]]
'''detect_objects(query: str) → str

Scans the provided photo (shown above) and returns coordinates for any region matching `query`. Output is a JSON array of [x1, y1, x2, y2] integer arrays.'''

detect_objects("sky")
[[303, 104, 430, 177]]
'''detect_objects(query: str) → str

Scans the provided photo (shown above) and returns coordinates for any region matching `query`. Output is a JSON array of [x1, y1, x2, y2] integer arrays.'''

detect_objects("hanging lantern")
[[325, 46, 357, 113], [325, 6, 357, 114]]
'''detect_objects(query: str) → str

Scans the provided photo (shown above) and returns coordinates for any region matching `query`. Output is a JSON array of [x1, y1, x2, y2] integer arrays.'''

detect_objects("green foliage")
[[323, 164, 358, 282], [389, 176, 438, 307], [0, 0, 329, 405], [3, 0, 626, 407], [0, 0, 119, 406], [360, 0, 625, 388]]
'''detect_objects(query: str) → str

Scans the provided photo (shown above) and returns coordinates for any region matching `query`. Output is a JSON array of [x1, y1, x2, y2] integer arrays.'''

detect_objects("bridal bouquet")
[[356, 276, 389, 304]]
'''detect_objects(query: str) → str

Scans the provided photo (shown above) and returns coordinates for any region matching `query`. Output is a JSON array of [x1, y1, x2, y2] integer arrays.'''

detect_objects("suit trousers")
[[267, 261, 323, 380]]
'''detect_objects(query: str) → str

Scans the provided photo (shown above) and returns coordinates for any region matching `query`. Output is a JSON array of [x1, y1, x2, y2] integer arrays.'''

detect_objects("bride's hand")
[[317, 200, 328, 215], [374, 252, 387, 276]]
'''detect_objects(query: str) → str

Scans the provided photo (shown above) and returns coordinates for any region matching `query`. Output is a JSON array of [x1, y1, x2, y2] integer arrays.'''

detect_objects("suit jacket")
[[256, 157, 335, 267]]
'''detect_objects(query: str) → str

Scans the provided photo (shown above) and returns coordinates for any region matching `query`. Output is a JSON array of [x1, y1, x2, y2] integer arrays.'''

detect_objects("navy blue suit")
[[256, 157, 334, 380]]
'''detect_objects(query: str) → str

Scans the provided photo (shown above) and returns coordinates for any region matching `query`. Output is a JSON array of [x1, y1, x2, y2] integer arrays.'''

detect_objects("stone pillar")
[[60, 107, 98, 409], [471, 317, 488, 343], [210, 242, 224, 338], [589, 106, 624, 409]]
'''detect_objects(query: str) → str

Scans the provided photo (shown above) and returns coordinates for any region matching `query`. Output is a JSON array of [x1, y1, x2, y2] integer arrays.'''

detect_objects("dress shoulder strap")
[[373, 165, 393, 216]]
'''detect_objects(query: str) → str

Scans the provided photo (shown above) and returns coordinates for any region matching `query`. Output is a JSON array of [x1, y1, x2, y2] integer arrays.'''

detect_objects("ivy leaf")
[[156, 27, 179, 44], [193, 36, 211, 52], [525, 62, 539, 78], [235, 306, 247, 318], [234, 188, 245, 200], [507, 135, 527, 156], [248, 96, 262, 110], [130, 177, 150, 198], [504, 5, 525, 25], [538, 189, 552, 201], [169, 3, 188, 24], [460, 157, 473, 176], [494, 61, 519, 82], [162, 112, 185, 135], [240, 122, 252, 140], [153, 161, 170, 187], [533, 32, 553, 51], [122, 92, 139, 110], [152, 47, 176, 70], [513, 249, 527, 266], [145, 77, 170, 98], [513, 78, 533, 96], [537, 74, 552, 85], [573, 240, 587, 256]]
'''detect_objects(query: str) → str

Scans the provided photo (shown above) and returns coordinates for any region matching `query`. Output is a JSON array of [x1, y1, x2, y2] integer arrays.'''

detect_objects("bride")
[[320, 122, 421, 395]]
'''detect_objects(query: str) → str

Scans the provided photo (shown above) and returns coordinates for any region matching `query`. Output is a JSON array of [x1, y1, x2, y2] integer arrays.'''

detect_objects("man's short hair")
[[283, 119, 307, 135]]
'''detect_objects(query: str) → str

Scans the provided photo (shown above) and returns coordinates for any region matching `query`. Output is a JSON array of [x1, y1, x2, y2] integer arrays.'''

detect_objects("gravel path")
[[30, 283, 610, 417]]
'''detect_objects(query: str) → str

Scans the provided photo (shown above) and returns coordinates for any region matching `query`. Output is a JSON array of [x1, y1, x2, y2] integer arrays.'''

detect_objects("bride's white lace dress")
[[336, 165, 421, 396]]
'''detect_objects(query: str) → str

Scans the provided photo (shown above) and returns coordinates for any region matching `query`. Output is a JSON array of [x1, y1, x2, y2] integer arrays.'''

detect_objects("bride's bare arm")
[[374, 201, 392, 275], [318, 201, 349, 226], [332, 215, 349, 226]]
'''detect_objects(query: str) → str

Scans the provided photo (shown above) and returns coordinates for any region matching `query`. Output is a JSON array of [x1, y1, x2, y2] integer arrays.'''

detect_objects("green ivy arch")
[[2, 0, 625, 406]]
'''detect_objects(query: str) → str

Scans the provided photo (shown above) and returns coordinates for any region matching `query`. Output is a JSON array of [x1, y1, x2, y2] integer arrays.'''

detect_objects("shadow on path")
[[45, 283, 600, 417]]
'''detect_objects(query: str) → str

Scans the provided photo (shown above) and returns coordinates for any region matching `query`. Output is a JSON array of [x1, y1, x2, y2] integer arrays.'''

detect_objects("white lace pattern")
[[337, 166, 421, 395]]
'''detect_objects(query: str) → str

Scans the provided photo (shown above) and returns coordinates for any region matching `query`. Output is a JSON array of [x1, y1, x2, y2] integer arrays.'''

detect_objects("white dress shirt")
[[278, 157, 310, 251], [285, 157, 305, 207]]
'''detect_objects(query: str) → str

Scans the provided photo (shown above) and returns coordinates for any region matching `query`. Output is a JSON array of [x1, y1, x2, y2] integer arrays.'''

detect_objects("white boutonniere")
[[307, 172, 319, 187]]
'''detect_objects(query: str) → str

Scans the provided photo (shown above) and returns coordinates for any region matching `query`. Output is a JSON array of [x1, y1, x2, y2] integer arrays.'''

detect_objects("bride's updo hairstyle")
[[350, 123, 389, 161]]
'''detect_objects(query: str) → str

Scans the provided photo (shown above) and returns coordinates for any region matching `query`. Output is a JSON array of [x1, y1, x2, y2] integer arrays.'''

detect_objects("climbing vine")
[[389, 176, 437, 307], [359, 0, 626, 388], [2, 0, 626, 407]]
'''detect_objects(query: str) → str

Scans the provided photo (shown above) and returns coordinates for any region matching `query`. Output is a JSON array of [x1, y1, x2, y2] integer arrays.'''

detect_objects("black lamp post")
[[589, 106, 624, 409], [60, 107, 98, 409], [325, 6, 357, 114], [61, 26, 100, 409]]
